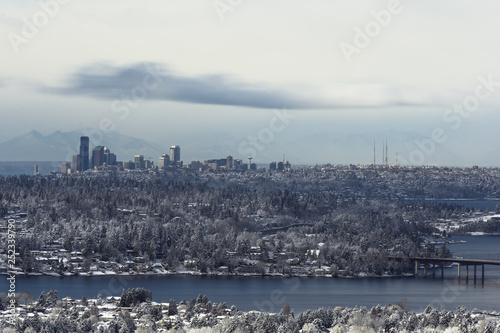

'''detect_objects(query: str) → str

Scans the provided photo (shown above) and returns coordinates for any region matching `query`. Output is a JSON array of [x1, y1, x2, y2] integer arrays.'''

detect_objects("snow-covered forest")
[[2, 166, 500, 330], [1, 166, 485, 277]]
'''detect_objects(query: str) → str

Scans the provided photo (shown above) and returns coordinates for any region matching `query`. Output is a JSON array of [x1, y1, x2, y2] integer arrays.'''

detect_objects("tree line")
[[0, 171, 470, 276]]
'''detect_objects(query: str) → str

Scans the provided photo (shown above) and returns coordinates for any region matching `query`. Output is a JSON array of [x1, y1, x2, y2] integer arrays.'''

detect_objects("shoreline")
[[1, 270, 421, 279]]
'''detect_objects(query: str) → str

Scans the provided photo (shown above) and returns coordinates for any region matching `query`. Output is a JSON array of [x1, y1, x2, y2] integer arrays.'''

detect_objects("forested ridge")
[[2, 166, 500, 331], [0, 167, 475, 277]]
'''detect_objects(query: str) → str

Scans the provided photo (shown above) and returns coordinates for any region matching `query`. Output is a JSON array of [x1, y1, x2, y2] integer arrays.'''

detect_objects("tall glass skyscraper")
[[170, 145, 180, 164], [80, 136, 89, 171]]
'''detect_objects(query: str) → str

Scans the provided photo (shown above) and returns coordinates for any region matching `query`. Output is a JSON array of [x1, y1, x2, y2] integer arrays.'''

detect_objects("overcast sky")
[[1, 1, 500, 165]]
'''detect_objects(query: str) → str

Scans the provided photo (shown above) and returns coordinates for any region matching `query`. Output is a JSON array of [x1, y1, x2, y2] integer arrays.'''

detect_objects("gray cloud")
[[46, 62, 431, 109], [46, 63, 333, 109]]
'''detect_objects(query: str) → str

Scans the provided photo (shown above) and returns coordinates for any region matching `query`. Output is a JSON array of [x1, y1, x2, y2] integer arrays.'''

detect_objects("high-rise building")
[[61, 162, 71, 174], [91, 146, 105, 169], [188, 161, 203, 170], [234, 159, 242, 170], [124, 161, 135, 170], [269, 162, 277, 170], [277, 161, 284, 171], [170, 145, 180, 164], [80, 136, 89, 171], [158, 154, 169, 169], [134, 155, 145, 169], [73, 154, 81, 173], [34, 163, 39, 176], [226, 156, 233, 170], [104, 147, 116, 166], [203, 159, 227, 170]]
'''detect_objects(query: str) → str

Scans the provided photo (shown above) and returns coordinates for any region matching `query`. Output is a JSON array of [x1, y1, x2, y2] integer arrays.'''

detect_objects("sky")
[[1, 0, 500, 166]]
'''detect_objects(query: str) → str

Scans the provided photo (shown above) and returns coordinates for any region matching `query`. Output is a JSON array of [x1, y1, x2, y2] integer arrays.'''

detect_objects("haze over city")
[[1, 1, 500, 166]]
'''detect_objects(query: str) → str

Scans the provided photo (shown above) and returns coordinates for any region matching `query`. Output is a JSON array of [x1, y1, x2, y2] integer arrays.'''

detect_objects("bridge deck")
[[388, 256, 499, 283], [389, 257, 500, 266]]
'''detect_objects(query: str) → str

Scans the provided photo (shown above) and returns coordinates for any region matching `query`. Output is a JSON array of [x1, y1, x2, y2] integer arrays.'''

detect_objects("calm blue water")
[[408, 199, 500, 212], [2, 236, 500, 313], [448, 236, 500, 262]]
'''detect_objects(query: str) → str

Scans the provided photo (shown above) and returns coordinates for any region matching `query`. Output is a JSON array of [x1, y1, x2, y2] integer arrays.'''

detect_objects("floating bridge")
[[389, 256, 500, 285]]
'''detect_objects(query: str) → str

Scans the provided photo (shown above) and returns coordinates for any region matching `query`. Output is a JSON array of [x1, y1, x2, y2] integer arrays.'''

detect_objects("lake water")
[[406, 199, 500, 212], [2, 236, 500, 313]]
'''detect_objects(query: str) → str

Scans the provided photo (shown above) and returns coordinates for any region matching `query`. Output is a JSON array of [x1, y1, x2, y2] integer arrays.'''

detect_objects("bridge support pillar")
[[424, 265, 427, 276], [482, 265, 485, 286], [474, 265, 477, 285], [466, 265, 469, 284], [441, 264, 444, 279], [415, 260, 418, 276], [458, 263, 460, 279], [433, 264, 436, 277]]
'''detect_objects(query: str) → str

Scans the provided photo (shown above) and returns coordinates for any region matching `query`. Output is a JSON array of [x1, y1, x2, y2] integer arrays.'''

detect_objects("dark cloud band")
[[45, 63, 341, 109]]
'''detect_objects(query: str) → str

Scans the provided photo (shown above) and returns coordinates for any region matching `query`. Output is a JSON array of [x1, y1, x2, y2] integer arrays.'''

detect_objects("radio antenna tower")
[[381, 142, 384, 166], [385, 138, 388, 165]]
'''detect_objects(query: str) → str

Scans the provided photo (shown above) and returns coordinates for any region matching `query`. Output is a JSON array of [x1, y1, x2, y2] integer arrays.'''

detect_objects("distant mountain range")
[[0, 128, 494, 168], [0, 161, 62, 176], [0, 130, 164, 162]]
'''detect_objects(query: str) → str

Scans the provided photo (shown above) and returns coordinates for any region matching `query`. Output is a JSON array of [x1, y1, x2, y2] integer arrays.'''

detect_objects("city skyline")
[[1, 125, 499, 167], [61, 135, 293, 174], [1, 1, 500, 166]]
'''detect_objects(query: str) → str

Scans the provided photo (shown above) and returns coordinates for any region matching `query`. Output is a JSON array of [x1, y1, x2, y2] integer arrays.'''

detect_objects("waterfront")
[[405, 198, 500, 212], [2, 236, 500, 313]]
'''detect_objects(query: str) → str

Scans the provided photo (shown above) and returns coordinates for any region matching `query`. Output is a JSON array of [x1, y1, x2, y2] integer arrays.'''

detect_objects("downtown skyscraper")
[[80, 136, 89, 171], [73, 136, 89, 173]]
